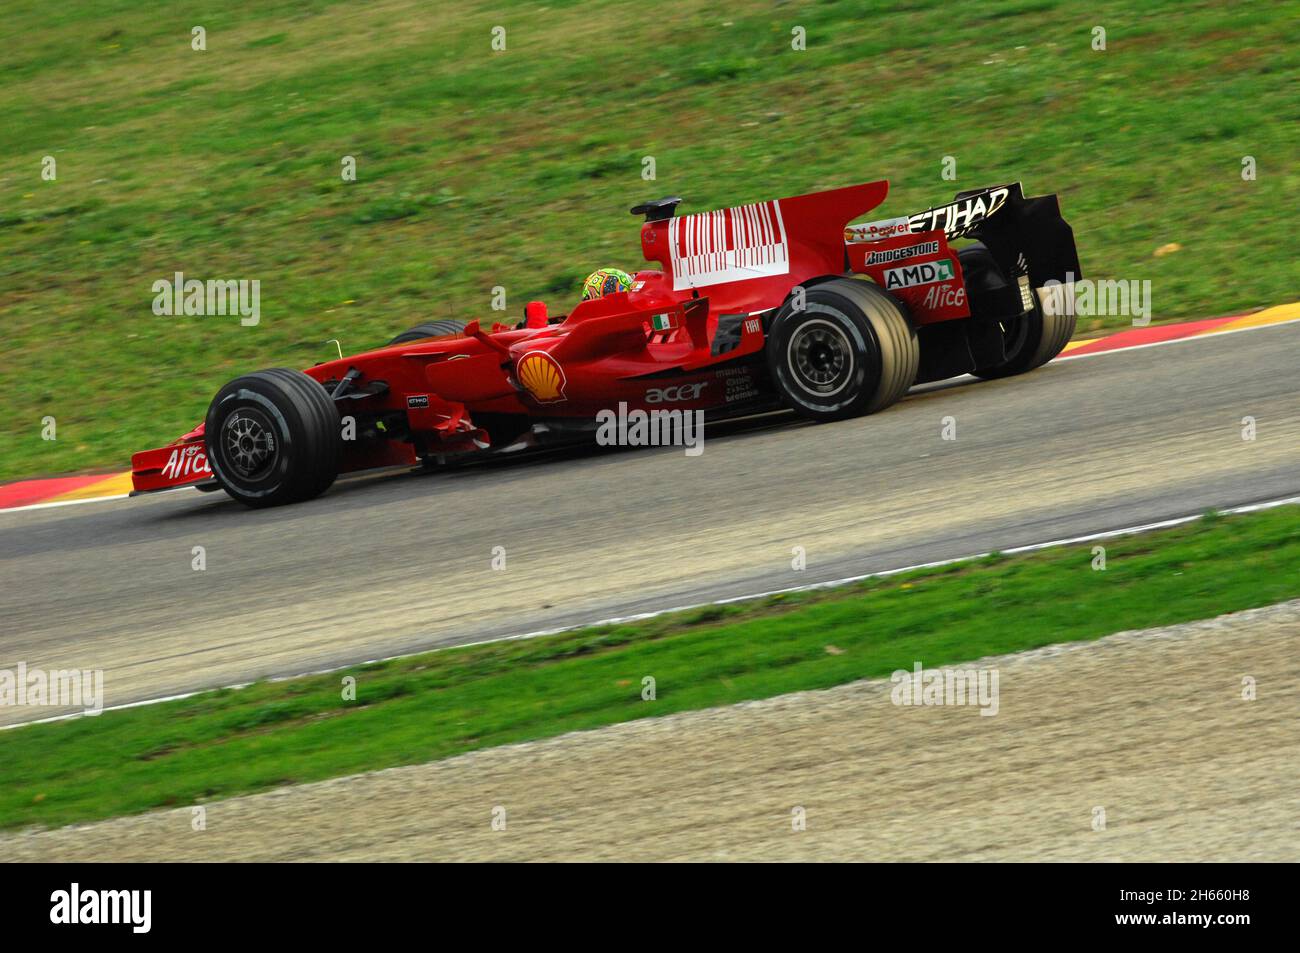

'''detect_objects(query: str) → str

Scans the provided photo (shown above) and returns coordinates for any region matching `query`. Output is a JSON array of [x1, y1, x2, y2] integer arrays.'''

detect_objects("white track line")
[[0, 493, 132, 514], [4, 494, 1297, 731], [2, 312, 1297, 517], [0, 485, 198, 515], [1054, 314, 1300, 363]]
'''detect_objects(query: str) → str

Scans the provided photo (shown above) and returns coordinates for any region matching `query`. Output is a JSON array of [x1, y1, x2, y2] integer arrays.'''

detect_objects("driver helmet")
[[582, 268, 634, 300]]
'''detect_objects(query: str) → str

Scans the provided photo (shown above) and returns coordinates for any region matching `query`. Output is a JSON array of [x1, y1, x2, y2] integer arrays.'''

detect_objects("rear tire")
[[387, 320, 465, 346], [972, 300, 1076, 379], [766, 277, 918, 421], [205, 369, 340, 507]]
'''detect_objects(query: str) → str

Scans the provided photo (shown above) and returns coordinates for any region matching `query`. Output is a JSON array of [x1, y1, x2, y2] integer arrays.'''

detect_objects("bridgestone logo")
[[864, 241, 939, 266], [884, 258, 954, 289]]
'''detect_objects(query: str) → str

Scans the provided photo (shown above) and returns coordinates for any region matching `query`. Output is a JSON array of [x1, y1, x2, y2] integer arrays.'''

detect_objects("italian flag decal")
[[651, 313, 678, 331]]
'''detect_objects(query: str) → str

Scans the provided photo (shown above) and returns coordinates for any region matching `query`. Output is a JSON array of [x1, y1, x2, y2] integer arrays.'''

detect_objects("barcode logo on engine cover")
[[668, 200, 790, 290]]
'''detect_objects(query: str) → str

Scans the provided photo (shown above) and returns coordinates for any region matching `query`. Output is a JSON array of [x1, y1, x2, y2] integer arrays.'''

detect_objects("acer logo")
[[646, 383, 706, 404]]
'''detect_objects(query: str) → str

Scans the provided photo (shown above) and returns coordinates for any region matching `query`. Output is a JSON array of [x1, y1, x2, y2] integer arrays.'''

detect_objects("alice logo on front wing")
[[516, 351, 567, 402], [160, 444, 212, 480]]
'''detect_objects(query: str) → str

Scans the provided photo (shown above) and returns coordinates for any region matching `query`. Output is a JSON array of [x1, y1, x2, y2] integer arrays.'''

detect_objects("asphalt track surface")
[[2, 321, 1298, 725]]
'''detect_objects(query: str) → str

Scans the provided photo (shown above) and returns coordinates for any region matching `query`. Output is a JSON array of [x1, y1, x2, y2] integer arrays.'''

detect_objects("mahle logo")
[[884, 258, 953, 290]]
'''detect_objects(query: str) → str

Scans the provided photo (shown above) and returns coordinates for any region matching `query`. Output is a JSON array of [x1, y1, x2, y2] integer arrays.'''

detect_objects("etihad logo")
[[908, 186, 1011, 239], [517, 351, 567, 402]]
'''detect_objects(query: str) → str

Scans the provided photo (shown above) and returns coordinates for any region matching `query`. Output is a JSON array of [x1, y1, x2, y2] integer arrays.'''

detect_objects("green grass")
[[1, 0, 1296, 481], [2, 505, 1298, 831]]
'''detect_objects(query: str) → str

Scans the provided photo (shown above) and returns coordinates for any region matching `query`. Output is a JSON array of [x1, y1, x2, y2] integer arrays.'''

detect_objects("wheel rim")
[[788, 317, 855, 397], [221, 407, 278, 479]]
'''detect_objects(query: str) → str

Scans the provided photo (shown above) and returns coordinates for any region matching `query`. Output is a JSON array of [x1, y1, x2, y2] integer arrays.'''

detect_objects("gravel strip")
[[3, 601, 1297, 861]]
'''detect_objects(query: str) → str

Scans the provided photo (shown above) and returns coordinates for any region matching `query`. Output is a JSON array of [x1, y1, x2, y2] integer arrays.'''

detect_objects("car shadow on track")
[[139, 407, 822, 524], [134, 367, 1008, 525]]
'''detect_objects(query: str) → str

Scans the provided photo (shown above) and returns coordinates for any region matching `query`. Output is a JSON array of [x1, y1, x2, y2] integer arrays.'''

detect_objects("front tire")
[[205, 369, 341, 507], [766, 277, 919, 421]]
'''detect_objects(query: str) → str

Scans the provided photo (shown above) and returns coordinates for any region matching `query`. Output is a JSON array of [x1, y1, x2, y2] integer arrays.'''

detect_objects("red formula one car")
[[131, 180, 1081, 506]]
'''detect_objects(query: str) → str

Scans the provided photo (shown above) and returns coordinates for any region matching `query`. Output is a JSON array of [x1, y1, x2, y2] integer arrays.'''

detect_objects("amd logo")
[[884, 258, 954, 290], [646, 383, 706, 404]]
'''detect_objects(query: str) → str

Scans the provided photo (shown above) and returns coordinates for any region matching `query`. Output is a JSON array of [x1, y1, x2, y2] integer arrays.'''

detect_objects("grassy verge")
[[1, 0, 1297, 480], [2, 505, 1298, 831]]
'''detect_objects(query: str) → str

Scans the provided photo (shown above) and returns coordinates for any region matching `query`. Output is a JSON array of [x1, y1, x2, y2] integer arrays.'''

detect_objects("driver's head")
[[582, 268, 634, 301]]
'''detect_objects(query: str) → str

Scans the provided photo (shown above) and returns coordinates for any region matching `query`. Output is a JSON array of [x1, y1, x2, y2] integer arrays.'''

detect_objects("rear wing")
[[628, 180, 1079, 319], [849, 182, 1082, 288]]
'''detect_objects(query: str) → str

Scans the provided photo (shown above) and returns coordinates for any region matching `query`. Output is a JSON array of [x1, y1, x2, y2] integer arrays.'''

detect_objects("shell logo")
[[517, 350, 567, 403]]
